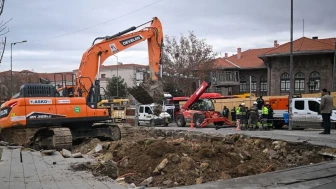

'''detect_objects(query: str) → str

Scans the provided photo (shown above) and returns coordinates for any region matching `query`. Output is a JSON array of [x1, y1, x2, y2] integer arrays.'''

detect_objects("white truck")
[[162, 93, 175, 122], [136, 103, 172, 127], [266, 98, 336, 129]]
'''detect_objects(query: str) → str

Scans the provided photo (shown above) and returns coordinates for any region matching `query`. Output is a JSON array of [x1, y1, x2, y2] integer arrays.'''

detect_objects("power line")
[[29, 0, 165, 43]]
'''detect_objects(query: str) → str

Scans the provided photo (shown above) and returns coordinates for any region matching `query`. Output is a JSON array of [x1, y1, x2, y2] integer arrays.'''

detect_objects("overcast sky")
[[1, 0, 335, 73]]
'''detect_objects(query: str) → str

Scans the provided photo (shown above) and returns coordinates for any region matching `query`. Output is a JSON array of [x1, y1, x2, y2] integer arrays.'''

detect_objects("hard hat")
[[241, 103, 245, 105], [253, 101, 257, 105]]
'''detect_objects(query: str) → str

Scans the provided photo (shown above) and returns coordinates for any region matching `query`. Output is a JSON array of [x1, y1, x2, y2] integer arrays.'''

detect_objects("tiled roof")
[[318, 37, 336, 46], [0, 70, 74, 82], [213, 58, 240, 69], [225, 47, 274, 69], [213, 47, 274, 69], [39, 72, 74, 82], [260, 37, 335, 57], [73, 63, 148, 71]]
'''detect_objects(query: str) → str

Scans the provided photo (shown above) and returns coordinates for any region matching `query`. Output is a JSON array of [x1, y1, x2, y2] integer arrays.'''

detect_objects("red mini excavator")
[[175, 80, 234, 128]]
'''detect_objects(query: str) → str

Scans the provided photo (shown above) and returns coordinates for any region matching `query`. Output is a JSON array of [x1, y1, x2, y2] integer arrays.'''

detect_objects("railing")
[[212, 71, 240, 86]]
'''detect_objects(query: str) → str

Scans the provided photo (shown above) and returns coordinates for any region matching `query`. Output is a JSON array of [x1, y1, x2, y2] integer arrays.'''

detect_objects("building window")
[[250, 76, 256, 92], [239, 76, 246, 93], [309, 71, 320, 91], [101, 74, 106, 78], [260, 76, 267, 96], [280, 73, 290, 91], [294, 72, 305, 92]]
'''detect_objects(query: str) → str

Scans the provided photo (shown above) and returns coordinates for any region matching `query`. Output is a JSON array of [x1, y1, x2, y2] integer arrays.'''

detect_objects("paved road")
[[154, 124, 336, 148]]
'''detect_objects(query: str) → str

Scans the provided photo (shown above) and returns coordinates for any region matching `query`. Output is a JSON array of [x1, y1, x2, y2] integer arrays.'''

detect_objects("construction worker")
[[231, 107, 236, 123], [256, 96, 264, 110], [267, 104, 274, 129], [239, 103, 247, 130], [222, 106, 229, 118], [236, 105, 241, 129], [249, 102, 259, 130], [261, 104, 269, 130]]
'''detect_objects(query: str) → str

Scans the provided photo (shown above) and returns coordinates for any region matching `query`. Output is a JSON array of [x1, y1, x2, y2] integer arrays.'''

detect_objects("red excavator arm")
[[74, 17, 163, 100], [181, 81, 211, 111]]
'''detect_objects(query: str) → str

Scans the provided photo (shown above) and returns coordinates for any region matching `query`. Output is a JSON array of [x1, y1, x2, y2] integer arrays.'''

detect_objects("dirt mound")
[[0, 128, 38, 146], [71, 127, 335, 188]]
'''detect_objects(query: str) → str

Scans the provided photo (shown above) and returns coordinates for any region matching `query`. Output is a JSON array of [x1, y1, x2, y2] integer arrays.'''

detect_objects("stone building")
[[213, 36, 336, 96]]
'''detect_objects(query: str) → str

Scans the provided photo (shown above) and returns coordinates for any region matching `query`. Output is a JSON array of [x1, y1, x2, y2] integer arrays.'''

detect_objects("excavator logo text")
[[110, 43, 118, 53], [120, 35, 143, 46]]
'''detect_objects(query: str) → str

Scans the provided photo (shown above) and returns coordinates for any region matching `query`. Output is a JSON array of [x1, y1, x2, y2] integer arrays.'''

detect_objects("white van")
[[289, 98, 336, 129], [136, 104, 171, 127]]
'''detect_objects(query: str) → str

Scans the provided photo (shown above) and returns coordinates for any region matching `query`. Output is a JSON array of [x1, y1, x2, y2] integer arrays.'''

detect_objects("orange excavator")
[[0, 17, 164, 150]]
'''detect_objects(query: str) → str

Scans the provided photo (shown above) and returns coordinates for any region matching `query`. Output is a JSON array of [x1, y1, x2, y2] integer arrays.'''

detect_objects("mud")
[[71, 127, 336, 188], [0, 128, 39, 146]]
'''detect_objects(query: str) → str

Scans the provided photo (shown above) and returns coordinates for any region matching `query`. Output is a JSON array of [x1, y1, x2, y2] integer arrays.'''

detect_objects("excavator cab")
[[190, 99, 215, 111]]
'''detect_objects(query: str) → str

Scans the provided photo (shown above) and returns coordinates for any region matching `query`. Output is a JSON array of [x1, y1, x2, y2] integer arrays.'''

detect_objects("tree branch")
[[0, 36, 5, 64], [0, 0, 5, 16]]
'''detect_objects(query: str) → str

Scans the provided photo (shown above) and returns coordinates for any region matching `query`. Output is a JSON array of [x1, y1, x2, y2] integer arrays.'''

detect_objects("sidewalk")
[[172, 160, 336, 189], [0, 147, 124, 189]]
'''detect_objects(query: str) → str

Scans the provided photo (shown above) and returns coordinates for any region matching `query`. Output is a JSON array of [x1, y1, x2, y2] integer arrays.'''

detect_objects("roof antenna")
[[302, 19, 304, 37]]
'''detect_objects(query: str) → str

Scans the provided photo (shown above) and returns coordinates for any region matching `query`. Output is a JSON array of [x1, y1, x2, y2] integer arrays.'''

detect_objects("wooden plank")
[[31, 151, 60, 189], [0, 148, 11, 189], [50, 153, 93, 189], [9, 149, 25, 189], [42, 155, 76, 188], [0, 148, 12, 161], [21, 151, 43, 189]]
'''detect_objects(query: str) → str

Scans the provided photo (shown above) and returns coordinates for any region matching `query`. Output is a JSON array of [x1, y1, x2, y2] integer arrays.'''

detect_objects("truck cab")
[[162, 93, 175, 122], [290, 98, 336, 129], [137, 104, 171, 127]]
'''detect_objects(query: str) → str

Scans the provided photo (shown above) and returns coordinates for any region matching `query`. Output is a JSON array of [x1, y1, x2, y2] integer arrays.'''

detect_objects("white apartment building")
[[73, 63, 149, 102]]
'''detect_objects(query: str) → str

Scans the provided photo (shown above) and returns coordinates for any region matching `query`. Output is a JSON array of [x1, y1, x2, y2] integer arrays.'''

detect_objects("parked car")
[[136, 104, 171, 127], [265, 98, 336, 129]]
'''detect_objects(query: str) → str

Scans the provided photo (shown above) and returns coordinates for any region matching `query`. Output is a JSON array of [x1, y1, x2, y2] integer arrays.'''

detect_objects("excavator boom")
[[75, 17, 163, 104]]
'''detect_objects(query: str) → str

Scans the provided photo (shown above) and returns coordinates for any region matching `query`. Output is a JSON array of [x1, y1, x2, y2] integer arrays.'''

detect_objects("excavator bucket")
[[128, 80, 164, 105]]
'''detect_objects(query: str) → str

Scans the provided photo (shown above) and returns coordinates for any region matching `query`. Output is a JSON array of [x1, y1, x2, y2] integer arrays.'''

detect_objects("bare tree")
[[0, 0, 9, 64], [161, 31, 218, 95], [0, 71, 40, 100], [0, 0, 5, 16], [0, 36, 5, 64]]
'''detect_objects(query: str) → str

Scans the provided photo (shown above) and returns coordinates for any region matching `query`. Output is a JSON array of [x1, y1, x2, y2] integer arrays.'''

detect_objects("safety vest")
[[240, 107, 246, 115], [231, 108, 236, 113], [262, 107, 268, 115], [236, 107, 241, 115]]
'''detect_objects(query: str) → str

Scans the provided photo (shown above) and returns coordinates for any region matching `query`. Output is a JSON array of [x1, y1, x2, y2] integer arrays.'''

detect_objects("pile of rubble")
[[68, 127, 336, 188]]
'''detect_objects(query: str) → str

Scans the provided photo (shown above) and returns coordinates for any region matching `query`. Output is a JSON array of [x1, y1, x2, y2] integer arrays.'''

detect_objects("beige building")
[[73, 63, 149, 101]]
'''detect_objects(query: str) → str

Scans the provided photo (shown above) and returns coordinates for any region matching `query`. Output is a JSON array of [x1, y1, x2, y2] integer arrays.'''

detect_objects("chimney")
[[237, 48, 241, 59], [274, 40, 279, 47], [224, 53, 228, 58], [312, 36, 318, 40]]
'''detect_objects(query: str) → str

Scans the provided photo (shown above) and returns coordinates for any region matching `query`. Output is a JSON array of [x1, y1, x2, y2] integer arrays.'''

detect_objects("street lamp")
[[10, 40, 27, 96], [113, 55, 119, 97]]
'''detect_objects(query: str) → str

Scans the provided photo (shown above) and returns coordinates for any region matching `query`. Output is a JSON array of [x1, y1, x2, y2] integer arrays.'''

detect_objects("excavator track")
[[31, 127, 73, 151], [51, 127, 73, 151]]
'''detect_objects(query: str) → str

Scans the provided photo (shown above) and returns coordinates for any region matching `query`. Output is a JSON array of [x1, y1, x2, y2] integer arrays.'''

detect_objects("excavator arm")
[[74, 17, 163, 103]]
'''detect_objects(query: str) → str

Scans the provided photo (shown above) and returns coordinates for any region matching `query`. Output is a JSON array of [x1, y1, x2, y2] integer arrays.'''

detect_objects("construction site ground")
[[1, 125, 336, 189]]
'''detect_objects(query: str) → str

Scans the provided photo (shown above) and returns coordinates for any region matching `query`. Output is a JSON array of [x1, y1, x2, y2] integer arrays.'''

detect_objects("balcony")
[[212, 71, 240, 87]]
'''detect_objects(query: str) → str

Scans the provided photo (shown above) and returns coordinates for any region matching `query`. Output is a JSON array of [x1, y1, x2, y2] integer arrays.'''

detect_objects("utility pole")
[[10, 40, 27, 96], [333, 39, 336, 92], [113, 55, 119, 97], [288, 0, 294, 131]]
